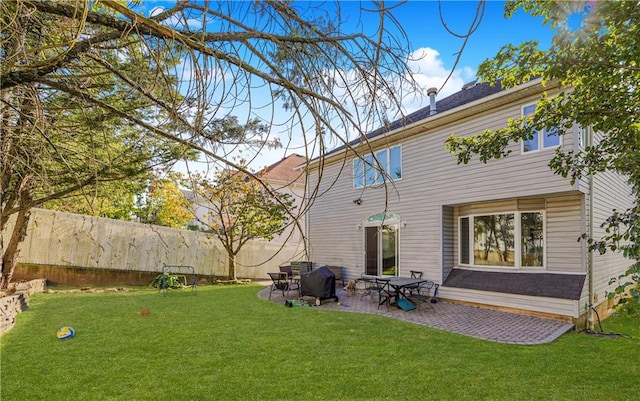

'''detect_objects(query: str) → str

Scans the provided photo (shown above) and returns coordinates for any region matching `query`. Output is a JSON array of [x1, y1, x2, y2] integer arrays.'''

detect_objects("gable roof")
[[326, 80, 505, 157], [373, 81, 504, 140], [260, 154, 306, 184]]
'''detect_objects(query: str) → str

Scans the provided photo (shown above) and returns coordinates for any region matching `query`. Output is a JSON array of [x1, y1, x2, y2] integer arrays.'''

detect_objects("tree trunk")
[[485, 226, 494, 261], [1, 203, 31, 289], [228, 253, 236, 281]]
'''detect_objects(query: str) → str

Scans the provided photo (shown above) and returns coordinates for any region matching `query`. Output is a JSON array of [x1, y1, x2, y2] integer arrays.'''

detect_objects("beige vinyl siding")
[[545, 194, 584, 273], [564, 130, 635, 313], [308, 92, 581, 283], [307, 157, 443, 281], [574, 124, 592, 195], [440, 287, 579, 318], [397, 204, 442, 279], [442, 206, 455, 282], [307, 156, 373, 277], [402, 100, 576, 207], [518, 198, 547, 210], [590, 168, 634, 307]]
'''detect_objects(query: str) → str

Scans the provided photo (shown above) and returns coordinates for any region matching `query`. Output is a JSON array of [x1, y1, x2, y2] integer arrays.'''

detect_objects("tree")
[[42, 179, 146, 220], [1, 1, 195, 287], [137, 174, 192, 229], [1, 1, 420, 288], [445, 0, 640, 315], [183, 168, 295, 280]]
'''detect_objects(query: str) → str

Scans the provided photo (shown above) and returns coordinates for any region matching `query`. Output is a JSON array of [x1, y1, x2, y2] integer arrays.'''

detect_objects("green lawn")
[[2, 284, 639, 401]]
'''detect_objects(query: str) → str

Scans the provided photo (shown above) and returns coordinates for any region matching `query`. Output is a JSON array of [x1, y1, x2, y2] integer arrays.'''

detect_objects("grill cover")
[[300, 266, 337, 300]]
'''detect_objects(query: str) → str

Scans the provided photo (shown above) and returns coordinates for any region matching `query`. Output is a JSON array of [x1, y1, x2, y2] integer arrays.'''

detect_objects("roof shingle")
[[328, 80, 505, 156], [443, 269, 586, 300]]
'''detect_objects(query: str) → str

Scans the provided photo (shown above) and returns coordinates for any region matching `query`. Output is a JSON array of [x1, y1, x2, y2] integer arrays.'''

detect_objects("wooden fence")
[[7, 208, 305, 282]]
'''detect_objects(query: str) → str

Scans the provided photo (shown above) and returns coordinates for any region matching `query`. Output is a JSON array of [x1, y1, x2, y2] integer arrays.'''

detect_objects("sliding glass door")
[[364, 224, 398, 276]]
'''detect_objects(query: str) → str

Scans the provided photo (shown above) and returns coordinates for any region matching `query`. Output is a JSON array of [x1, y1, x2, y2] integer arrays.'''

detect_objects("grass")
[[1, 284, 639, 401]]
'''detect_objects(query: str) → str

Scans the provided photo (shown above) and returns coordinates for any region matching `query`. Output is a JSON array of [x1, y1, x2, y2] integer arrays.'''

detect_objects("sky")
[[335, 0, 557, 111], [143, 1, 560, 173], [253, 0, 558, 170]]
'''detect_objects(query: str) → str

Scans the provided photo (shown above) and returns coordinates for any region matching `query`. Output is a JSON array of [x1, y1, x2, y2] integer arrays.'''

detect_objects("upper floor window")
[[522, 104, 560, 153], [353, 145, 402, 188]]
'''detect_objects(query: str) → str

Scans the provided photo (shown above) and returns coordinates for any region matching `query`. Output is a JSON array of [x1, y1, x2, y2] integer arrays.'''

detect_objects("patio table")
[[364, 276, 426, 308], [386, 277, 426, 306]]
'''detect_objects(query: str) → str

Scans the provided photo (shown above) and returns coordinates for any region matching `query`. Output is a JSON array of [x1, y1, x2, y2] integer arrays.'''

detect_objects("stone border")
[[0, 279, 47, 335]]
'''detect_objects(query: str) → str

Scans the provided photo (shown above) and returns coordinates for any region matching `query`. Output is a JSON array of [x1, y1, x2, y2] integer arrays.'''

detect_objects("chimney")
[[427, 87, 438, 116]]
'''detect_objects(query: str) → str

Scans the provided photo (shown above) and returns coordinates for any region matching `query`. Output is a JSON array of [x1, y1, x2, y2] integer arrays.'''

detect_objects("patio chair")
[[279, 265, 300, 294], [359, 273, 377, 300], [360, 276, 392, 309], [407, 280, 435, 314], [376, 278, 394, 310], [268, 272, 297, 300], [279, 265, 294, 279], [291, 261, 313, 276], [403, 270, 423, 295]]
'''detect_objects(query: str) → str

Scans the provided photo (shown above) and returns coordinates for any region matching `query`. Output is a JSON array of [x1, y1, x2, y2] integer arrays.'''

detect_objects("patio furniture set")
[[267, 264, 436, 313], [267, 264, 338, 305], [358, 271, 437, 314]]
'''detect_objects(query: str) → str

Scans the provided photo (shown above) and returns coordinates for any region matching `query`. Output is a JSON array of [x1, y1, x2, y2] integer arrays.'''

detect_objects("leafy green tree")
[[183, 168, 295, 280], [137, 175, 192, 229], [0, 2, 193, 287], [1, 0, 418, 288], [445, 0, 640, 315], [42, 179, 145, 220]]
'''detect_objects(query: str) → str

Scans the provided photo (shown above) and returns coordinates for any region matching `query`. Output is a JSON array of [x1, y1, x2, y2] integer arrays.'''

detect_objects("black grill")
[[300, 265, 338, 303]]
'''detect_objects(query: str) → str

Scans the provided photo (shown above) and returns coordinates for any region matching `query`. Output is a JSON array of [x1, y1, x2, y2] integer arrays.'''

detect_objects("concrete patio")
[[258, 282, 575, 345]]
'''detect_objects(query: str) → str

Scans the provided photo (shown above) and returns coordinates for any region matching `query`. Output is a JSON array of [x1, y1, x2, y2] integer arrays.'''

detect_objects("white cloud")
[[402, 47, 476, 114]]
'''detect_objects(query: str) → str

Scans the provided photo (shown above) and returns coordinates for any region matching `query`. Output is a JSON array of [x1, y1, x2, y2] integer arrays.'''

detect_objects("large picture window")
[[522, 104, 560, 153], [459, 211, 545, 269], [353, 145, 402, 188]]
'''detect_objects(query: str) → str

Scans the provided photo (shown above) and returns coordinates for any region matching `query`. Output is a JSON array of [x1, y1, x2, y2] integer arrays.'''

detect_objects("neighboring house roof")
[[260, 154, 306, 184], [191, 154, 307, 185]]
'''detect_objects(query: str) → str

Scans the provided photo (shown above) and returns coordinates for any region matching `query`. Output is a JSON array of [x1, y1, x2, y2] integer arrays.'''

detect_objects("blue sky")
[[142, 1, 559, 172], [262, 0, 558, 168], [391, 0, 555, 70], [343, 0, 556, 105]]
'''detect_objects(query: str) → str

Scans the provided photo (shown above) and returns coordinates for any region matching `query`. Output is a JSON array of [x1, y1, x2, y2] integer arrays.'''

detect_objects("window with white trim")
[[522, 104, 560, 153], [353, 145, 402, 188], [459, 211, 545, 268]]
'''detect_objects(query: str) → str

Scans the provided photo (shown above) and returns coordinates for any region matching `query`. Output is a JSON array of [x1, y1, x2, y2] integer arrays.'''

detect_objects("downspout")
[[304, 182, 310, 262], [587, 126, 595, 331]]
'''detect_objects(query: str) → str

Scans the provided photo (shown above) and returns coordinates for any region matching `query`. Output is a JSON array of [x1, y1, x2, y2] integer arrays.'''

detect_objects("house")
[[257, 153, 307, 245], [184, 154, 307, 246], [305, 78, 633, 328]]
